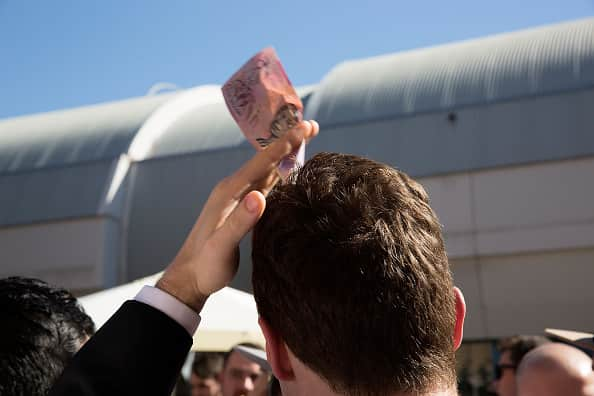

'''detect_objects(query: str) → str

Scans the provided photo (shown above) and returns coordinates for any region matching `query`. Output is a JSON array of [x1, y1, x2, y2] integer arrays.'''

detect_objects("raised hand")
[[156, 120, 319, 312]]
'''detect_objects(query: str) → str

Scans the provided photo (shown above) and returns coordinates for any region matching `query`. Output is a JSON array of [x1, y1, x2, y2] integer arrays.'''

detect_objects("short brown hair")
[[252, 152, 457, 395]]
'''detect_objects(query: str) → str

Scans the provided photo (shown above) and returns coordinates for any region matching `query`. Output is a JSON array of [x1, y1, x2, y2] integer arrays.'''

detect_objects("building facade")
[[0, 18, 593, 341]]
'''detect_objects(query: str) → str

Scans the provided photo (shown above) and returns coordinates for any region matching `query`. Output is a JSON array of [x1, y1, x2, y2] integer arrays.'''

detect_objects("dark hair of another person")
[[252, 152, 457, 396], [0, 277, 95, 396], [498, 335, 551, 366], [192, 352, 224, 378]]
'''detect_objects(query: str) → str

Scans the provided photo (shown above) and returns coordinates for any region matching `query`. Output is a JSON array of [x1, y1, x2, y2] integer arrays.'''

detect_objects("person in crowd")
[[50, 121, 318, 396], [0, 276, 95, 396], [50, 120, 467, 396], [545, 328, 594, 368], [251, 152, 466, 396], [219, 343, 264, 396], [191, 352, 224, 396], [516, 342, 594, 396], [492, 335, 551, 396]]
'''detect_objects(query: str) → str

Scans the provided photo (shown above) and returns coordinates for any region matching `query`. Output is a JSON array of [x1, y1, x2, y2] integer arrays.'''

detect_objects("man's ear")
[[453, 287, 466, 350], [258, 317, 295, 380]]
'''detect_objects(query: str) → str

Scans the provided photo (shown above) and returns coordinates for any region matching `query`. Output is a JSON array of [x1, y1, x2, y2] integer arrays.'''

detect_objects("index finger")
[[228, 120, 319, 199]]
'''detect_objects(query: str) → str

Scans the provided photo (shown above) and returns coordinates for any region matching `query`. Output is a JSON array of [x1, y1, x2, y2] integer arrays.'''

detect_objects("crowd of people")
[[491, 335, 594, 396], [1, 120, 593, 395], [185, 345, 273, 396]]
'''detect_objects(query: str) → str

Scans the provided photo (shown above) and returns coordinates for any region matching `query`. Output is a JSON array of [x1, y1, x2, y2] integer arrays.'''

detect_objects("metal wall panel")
[[307, 89, 594, 178], [0, 160, 114, 226], [0, 217, 120, 291], [479, 248, 594, 338], [124, 147, 254, 289]]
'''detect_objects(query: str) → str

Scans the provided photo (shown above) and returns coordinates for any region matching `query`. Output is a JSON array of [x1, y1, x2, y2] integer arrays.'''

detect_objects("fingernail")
[[245, 194, 259, 213]]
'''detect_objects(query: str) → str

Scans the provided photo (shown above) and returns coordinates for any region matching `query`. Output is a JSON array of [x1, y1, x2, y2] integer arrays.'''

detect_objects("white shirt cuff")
[[134, 285, 201, 336]]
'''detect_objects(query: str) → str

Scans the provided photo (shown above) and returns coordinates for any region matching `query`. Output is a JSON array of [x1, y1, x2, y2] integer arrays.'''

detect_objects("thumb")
[[209, 190, 267, 258], [197, 191, 267, 295]]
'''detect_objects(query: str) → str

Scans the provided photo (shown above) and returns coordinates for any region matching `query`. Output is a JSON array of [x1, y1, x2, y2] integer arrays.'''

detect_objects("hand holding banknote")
[[223, 48, 306, 179], [156, 120, 319, 313]]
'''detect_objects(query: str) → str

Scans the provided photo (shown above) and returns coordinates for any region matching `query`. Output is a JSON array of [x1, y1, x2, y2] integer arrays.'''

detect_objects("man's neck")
[[280, 376, 458, 396], [282, 349, 459, 396], [282, 386, 459, 396]]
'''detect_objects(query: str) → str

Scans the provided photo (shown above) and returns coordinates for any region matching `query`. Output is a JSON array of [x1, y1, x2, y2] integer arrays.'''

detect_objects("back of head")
[[252, 152, 457, 395], [0, 277, 95, 396], [517, 343, 594, 396]]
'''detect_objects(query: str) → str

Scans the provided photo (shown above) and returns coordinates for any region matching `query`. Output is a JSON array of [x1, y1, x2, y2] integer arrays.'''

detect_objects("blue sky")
[[1, 0, 592, 119]]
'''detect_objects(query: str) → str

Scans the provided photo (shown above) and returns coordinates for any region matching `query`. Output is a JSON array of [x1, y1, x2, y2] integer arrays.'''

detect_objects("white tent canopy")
[[79, 273, 264, 351]]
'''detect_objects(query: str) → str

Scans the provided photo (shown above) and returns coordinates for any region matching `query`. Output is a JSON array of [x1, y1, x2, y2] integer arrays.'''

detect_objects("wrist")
[[155, 274, 208, 314]]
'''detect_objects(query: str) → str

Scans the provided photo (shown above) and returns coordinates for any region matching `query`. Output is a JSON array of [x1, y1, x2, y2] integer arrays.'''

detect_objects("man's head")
[[0, 276, 95, 396], [252, 152, 466, 396], [219, 343, 264, 396], [493, 335, 551, 396], [516, 343, 594, 396], [191, 352, 224, 396]]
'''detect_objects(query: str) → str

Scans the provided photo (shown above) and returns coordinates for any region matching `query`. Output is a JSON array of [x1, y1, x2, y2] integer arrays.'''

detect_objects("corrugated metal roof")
[[0, 93, 175, 227], [0, 162, 114, 226], [0, 84, 316, 227], [305, 18, 594, 126], [0, 93, 175, 175], [143, 85, 317, 160], [145, 101, 245, 159]]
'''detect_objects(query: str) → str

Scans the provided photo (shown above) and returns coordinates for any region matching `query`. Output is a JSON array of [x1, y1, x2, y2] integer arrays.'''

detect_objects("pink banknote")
[[222, 48, 305, 179]]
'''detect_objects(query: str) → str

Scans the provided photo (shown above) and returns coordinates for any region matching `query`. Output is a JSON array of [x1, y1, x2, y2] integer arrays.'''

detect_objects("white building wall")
[[420, 156, 594, 339], [0, 217, 120, 293]]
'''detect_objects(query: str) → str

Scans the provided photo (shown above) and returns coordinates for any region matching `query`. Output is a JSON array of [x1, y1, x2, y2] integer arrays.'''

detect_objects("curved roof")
[[0, 94, 175, 226], [305, 18, 594, 126], [139, 93, 245, 160], [0, 94, 174, 175], [143, 85, 317, 160], [0, 84, 316, 227]]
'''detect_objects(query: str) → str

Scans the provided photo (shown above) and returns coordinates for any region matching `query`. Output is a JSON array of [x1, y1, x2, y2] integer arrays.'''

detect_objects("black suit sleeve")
[[49, 300, 193, 396]]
